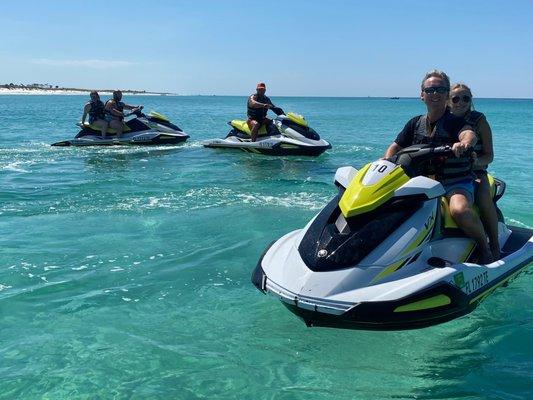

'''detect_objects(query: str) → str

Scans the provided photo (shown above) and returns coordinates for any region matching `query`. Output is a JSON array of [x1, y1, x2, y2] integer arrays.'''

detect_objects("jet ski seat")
[[230, 120, 269, 136], [82, 122, 131, 134], [440, 175, 498, 230]]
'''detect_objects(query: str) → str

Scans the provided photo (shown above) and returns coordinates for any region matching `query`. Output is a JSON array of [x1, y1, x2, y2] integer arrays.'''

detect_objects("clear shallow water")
[[0, 95, 532, 399]]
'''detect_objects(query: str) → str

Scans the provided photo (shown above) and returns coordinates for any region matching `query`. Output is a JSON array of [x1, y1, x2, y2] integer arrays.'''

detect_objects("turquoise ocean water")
[[0, 95, 532, 399]]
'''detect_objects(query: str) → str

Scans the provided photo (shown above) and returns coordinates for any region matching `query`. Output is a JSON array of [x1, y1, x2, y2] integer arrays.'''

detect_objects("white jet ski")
[[252, 145, 532, 330], [52, 108, 189, 146], [203, 107, 331, 156]]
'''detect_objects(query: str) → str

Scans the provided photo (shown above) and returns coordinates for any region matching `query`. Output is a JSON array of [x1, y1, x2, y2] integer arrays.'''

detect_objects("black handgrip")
[[271, 106, 285, 116]]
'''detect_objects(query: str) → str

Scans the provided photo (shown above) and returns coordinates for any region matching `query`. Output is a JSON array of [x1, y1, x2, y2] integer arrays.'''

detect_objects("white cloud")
[[31, 58, 138, 69]]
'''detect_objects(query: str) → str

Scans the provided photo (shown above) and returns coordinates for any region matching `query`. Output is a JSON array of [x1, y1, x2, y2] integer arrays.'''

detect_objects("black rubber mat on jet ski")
[[502, 226, 533, 254]]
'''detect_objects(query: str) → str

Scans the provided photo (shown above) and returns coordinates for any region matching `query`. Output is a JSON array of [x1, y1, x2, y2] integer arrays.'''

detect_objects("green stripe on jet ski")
[[371, 258, 409, 283], [401, 226, 433, 257], [394, 294, 451, 312]]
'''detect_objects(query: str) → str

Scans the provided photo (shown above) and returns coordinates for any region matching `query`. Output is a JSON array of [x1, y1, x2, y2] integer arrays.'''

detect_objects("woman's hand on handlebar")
[[451, 142, 471, 157]]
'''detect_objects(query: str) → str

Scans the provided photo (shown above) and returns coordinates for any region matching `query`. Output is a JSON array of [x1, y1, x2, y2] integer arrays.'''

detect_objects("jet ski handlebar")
[[391, 145, 474, 177], [270, 106, 285, 116], [433, 145, 475, 158], [126, 106, 144, 118], [432, 145, 452, 154]]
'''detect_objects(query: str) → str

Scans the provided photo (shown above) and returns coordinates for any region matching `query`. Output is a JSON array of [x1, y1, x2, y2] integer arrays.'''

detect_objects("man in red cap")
[[247, 82, 276, 142]]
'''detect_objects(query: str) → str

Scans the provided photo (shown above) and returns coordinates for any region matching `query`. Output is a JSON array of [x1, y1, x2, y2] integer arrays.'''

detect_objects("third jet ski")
[[52, 108, 189, 146], [252, 145, 533, 330], [203, 107, 331, 156]]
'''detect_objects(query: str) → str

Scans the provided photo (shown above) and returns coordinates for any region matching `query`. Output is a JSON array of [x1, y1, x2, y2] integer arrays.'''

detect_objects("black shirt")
[[394, 110, 466, 148], [247, 94, 274, 120]]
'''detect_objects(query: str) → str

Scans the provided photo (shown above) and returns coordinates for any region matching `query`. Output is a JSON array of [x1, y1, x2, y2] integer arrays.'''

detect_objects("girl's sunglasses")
[[452, 95, 471, 104]]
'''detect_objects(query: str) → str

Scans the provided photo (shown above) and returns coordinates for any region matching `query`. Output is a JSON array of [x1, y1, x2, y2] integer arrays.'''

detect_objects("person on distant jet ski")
[[104, 90, 141, 139], [247, 82, 276, 142], [384, 70, 493, 263], [81, 91, 109, 138]]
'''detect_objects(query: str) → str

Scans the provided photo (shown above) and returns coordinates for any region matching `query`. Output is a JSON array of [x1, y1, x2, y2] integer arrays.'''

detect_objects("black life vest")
[[413, 114, 474, 184], [464, 110, 486, 171], [247, 94, 271, 120], [88, 100, 105, 123]]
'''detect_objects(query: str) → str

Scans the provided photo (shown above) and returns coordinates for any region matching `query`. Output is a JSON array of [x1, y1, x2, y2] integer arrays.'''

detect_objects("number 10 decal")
[[372, 164, 388, 173]]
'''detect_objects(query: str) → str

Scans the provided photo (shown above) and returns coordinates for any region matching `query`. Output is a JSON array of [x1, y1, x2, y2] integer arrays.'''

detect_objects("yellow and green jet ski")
[[252, 145, 533, 330], [203, 107, 331, 156]]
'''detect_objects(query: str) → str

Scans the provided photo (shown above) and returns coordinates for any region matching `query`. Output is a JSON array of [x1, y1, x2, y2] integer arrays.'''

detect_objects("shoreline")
[[0, 88, 531, 100], [0, 88, 174, 96]]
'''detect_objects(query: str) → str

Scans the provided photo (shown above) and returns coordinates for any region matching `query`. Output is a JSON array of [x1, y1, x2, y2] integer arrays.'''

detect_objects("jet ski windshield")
[[279, 114, 321, 140], [298, 196, 421, 271], [282, 119, 319, 140]]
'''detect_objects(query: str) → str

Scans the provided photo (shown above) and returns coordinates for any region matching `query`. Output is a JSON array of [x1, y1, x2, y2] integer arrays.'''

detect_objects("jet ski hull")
[[253, 226, 533, 330], [52, 132, 189, 147], [204, 112, 331, 156], [203, 138, 331, 157]]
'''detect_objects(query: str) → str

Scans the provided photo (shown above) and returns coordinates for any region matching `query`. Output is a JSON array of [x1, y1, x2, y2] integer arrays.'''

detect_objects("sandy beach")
[[0, 88, 170, 96]]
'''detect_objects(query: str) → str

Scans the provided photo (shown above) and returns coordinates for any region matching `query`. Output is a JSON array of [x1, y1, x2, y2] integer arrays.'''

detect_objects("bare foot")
[[478, 250, 494, 264], [490, 244, 501, 260]]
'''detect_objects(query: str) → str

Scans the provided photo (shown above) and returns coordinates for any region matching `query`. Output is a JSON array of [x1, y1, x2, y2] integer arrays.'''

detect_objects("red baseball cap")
[[256, 82, 266, 89]]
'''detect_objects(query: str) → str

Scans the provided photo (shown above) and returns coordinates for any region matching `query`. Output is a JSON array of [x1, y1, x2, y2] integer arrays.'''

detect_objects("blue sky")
[[0, 0, 531, 97]]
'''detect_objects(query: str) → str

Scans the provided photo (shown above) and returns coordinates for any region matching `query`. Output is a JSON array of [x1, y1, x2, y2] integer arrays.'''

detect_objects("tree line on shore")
[[1, 82, 150, 94]]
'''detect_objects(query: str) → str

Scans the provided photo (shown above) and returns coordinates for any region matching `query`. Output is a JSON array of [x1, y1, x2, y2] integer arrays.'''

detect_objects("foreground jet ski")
[[252, 145, 533, 330], [203, 107, 331, 156], [52, 108, 189, 146]]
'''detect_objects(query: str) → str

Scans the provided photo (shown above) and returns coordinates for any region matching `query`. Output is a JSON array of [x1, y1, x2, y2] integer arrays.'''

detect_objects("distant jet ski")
[[51, 108, 189, 146], [252, 145, 533, 330], [203, 107, 331, 156]]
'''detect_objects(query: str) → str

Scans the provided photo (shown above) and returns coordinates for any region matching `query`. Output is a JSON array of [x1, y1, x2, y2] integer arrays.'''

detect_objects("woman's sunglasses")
[[422, 86, 448, 94], [451, 95, 471, 104]]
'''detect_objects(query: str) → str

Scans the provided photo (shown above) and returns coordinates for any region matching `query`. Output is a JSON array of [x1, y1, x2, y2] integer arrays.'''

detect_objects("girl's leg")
[[93, 119, 109, 138], [110, 119, 123, 139], [475, 174, 501, 259]]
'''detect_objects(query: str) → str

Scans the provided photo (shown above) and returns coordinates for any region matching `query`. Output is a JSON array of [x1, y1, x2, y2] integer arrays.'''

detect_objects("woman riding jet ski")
[[252, 145, 532, 330], [51, 107, 189, 147], [202, 107, 331, 156]]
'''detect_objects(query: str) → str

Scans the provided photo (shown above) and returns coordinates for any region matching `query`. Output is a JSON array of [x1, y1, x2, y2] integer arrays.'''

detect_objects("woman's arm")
[[123, 103, 139, 110], [105, 100, 124, 117], [81, 103, 91, 124]]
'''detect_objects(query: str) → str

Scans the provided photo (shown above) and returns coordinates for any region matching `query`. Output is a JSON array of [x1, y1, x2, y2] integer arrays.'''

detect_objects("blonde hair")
[[451, 83, 472, 96], [450, 83, 475, 111], [421, 69, 450, 92]]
